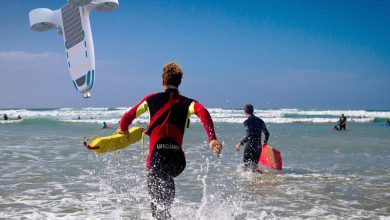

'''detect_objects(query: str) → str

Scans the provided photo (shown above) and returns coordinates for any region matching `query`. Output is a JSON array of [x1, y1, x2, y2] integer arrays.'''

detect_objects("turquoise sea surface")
[[0, 108, 389, 219]]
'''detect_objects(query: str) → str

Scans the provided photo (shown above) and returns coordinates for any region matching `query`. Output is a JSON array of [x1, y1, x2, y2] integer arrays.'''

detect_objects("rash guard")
[[119, 88, 217, 171]]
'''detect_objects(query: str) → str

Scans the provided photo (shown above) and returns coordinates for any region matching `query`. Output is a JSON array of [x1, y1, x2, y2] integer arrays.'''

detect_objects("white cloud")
[[0, 50, 66, 80], [0, 50, 63, 62], [0, 50, 131, 108], [0, 50, 71, 107]]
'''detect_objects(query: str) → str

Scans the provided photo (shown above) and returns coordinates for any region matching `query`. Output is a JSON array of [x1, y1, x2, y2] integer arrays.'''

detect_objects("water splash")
[[196, 158, 209, 219]]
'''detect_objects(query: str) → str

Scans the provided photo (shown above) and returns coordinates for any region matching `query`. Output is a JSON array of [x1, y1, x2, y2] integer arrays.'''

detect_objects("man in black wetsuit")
[[3, 114, 8, 120], [235, 104, 269, 172], [339, 114, 347, 130]]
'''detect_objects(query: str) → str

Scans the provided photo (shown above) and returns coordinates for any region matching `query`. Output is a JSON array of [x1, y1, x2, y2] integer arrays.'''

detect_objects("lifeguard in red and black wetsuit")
[[119, 62, 222, 219]]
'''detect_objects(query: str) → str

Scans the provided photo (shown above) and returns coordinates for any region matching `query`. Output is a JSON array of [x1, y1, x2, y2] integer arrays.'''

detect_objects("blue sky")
[[0, 0, 389, 109]]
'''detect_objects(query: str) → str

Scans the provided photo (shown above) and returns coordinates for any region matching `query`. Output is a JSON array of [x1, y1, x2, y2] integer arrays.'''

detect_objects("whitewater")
[[0, 108, 389, 219], [1, 108, 389, 125]]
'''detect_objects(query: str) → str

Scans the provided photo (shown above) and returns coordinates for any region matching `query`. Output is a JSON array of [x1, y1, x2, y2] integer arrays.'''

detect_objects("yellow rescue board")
[[84, 127, 144, 154]]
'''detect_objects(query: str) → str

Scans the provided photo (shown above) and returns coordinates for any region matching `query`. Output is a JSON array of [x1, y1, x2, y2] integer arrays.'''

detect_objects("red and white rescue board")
[[259, 144, 283, 171]]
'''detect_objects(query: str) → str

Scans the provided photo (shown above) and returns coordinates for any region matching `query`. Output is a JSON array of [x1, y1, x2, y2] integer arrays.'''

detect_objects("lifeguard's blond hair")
[[162, 62, 183, 87]]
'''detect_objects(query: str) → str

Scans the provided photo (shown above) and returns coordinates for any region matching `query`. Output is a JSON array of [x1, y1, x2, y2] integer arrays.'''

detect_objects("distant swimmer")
[[235, 104, 270, 172], [101, 122, 109, 129], [117, 62, 222, 219], [338, 114, 347, 130], [3, 114, 8, 120], [16, 115, 22, 120]]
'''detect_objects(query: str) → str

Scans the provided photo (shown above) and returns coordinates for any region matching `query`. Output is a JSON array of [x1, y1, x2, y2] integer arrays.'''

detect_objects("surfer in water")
[[101, 122, 109, 129], [339, 114, 347, 130], [385, 119, 390, 126], [118, 62, 222, 219], [235, 104, 269, 172], [3, 114, 8, 120]]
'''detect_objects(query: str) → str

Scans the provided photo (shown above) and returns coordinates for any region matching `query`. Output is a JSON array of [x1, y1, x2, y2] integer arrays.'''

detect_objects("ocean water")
[[0, 108, 389, 219]]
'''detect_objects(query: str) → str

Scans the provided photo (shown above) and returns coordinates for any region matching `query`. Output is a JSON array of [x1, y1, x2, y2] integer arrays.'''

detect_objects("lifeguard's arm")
[[188, 101, 217, 142], [119, 94, 153, 132], [189, 101, 221, 156]]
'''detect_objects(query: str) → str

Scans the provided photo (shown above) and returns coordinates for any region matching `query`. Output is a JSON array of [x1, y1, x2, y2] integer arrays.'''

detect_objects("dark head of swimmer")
[[243, 104, 254, 116]]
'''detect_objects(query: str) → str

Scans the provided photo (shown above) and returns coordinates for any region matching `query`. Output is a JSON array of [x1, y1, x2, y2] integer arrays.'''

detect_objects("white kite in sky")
[[29, 0, 119, 98]]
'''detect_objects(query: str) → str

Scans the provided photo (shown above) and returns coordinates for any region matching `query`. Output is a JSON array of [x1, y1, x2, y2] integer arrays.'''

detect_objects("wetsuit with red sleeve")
[[119, 88, 217, 219]]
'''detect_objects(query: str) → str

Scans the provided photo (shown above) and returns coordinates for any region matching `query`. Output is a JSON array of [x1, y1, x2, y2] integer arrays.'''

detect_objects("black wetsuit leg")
[[147, 172, 175, 220], [243, 144, 261, 172], [147, 137, 186, 219], [340, 124, 346, 130]]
